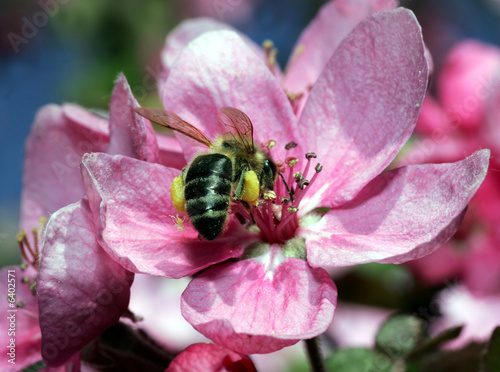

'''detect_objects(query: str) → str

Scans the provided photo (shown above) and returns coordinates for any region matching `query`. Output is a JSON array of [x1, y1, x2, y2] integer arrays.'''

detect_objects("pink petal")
[[161, 30, 296, 161], [464, 235, 500, 297], [37, 199, 133, 367], [473, 172, 500, 233], [251, 344, 306, 372], [406, 241, 465, 286], [438, 40, 500, 131], [297, 8, 428, 211], [181, 246, 337, 354], [107, 73, 160, 163], [81, 153, 254, 278], [327, 302, 392, 348], [157, 132, 187, 170], [159, 18, 268, 87], [177, 0, 256, 23], [415, 95, 453, 136], [431, 285, 500, 349], [0, 266, 42, 372], [483, 79, 500, 159], [283, 0, 397, 95], [166, 343, 256, 372], [301, 150, 490, 267], [398, 136, 485, 169], [128, 275, 207, 351], [20, 104, 108, 231]]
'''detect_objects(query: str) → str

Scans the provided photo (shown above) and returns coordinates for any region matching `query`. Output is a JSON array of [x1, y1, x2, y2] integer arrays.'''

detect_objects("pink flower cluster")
[[402, 39, 500, 347]]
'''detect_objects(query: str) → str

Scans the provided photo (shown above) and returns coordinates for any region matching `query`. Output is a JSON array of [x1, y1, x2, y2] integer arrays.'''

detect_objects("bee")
[[135, 106, 277, 241]]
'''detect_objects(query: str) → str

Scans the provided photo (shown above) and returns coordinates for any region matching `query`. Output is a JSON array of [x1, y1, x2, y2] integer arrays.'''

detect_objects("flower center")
[[241, 141, 322, 245]]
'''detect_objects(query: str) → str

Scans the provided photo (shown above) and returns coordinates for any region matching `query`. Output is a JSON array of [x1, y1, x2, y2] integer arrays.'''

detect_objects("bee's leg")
[[170, 174, 187, 214], [234, 167, 247, 199], [181, 168, 188, 184], [236, 168, 260, 205]]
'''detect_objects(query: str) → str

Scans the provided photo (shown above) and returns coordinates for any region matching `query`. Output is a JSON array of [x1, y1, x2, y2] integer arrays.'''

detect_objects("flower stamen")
[[243, 142, 323, 245], [16, 217, 46, 270], [262, 40, 278, 75]]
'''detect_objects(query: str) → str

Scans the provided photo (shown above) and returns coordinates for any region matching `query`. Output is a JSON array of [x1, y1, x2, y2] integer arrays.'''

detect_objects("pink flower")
[[79, 9, 488, 355], [127, 274, 208, 352], [159, 0, 399, 116], [326, 302, 393, 348], [166, 343, 256, 372], [175, 0, 260, 24], [2, 98, 111, 371], [431, 285, 500, 348], [404, 40, 500, 296], [2, 82, 144, 371], [35, 74, 183, 367], [415, 40, 500, 135]]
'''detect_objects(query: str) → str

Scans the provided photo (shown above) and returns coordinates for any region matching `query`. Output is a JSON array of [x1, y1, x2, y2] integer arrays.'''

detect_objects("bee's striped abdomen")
[[184, 153, 232, 240]]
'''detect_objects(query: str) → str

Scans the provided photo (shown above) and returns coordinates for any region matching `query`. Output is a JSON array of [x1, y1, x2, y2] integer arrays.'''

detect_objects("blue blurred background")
[[1, 0, 500, 266]]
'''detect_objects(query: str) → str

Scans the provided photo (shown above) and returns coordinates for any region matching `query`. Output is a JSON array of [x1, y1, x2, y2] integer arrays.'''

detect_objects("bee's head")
[[260, 158, 277, 190]]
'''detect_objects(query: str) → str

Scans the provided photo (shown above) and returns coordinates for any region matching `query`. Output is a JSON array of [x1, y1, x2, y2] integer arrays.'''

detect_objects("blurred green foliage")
[[48, 0, 178, 108]]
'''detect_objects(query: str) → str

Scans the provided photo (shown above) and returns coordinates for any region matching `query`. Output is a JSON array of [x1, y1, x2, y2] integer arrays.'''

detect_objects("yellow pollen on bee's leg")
[[170, 176, 187, 214], [241, 170, 260, 205]]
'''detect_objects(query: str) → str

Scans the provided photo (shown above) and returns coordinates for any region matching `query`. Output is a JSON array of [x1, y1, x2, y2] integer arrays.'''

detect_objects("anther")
[[16, 230, 26, 243], [285, 142, 298, 150], [17, 229, 39, 270], [17, 302, 25, 308], [287, 92, 303, 101], [281, 197, 290, 205], [20, 263, 26, 271], [315, 163, 323, 173], [263, 39, 274, 52], [22, 277, 30, 284], [294, 172, 303, 182], [299, 179, 310, 189], [286, 157, 299, 167], [305, 152, 317, 159], [287, 207, 298, 213], [29, 282, 37, 295], [286, 92, 305, 116], [263, 190, 276, 200], [262, 40, 278, 74], [263, 140, 276, 150], [275, 159, 286, 173]]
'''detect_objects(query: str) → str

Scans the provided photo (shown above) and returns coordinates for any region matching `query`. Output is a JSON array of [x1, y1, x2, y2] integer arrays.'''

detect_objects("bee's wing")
[[135, 107, 213, 147], [217, 107, 254, 153]]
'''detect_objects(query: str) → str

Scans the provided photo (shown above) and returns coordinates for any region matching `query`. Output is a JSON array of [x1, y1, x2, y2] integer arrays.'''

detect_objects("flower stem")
[[304, 337, 326, 372]]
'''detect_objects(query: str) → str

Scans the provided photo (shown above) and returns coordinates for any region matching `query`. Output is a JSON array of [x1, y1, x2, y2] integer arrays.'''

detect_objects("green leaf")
[[419, 342, 483, 372], [375, 314, 425, 358], [21, 361, 46, 372], [325, 348, 392, 372], [407, 325, 463, 360], [484, 326, 500, 372]]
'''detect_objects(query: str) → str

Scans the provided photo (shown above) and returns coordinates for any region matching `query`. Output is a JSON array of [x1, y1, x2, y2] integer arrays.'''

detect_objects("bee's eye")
[[261, 159, 277, 189]]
